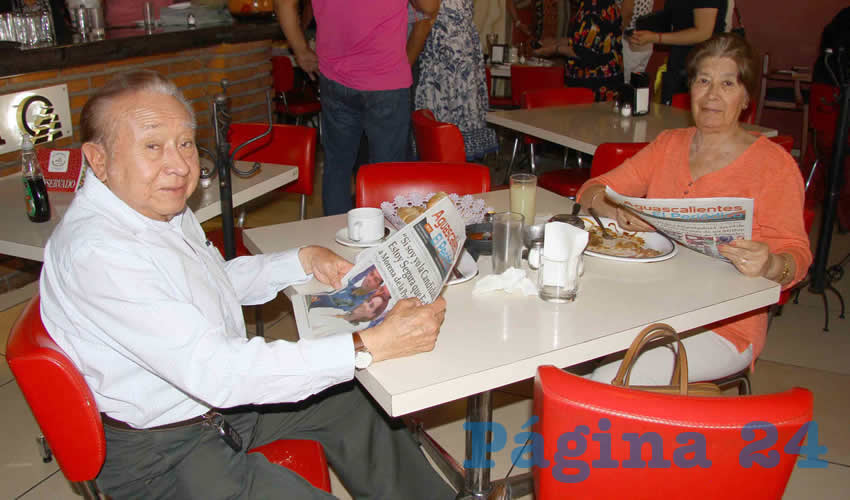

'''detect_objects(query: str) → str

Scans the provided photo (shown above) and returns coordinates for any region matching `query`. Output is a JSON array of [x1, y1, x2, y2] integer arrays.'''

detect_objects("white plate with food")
[[335, 227, 393, 248], [580, 216, 677, 263], [447, 250, 479, 285]]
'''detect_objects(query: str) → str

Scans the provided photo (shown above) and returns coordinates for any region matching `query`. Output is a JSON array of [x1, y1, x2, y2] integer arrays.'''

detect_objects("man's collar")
[[80, 174, 184, 233]]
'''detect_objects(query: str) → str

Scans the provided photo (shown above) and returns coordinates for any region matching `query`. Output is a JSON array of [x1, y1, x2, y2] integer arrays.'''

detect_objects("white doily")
[[381, 192, 492, 228]]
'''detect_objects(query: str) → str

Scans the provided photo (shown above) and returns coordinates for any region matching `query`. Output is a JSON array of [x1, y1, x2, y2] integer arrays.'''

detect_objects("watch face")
[[354, 350, 373, 370]]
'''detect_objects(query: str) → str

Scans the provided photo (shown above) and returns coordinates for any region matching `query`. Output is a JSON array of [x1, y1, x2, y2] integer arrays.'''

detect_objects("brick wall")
[[0, 40, 276, 175]]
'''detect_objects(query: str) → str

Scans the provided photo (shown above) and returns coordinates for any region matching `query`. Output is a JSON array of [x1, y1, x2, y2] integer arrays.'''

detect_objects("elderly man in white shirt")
[[39, 70, 454, 499]]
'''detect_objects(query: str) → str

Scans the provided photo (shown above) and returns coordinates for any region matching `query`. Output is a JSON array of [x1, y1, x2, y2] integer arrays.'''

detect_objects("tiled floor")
[[2, 150, 850, 498]]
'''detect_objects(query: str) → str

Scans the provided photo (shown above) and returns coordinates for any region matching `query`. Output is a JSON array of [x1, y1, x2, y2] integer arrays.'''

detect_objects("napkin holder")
[[627, 72, 650, 116]]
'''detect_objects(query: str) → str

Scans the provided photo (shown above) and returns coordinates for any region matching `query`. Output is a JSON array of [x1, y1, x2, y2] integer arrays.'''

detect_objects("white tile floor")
[[2, 161, 850, 498]]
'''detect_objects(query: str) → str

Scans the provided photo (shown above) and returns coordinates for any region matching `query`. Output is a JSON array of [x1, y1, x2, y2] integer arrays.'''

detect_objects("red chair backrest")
[[671, 92, 756, 123], [228, 123, 316, 197], [510, 65, 565, 107], [411, 109, 466, 162], [521, 87, 595, 109], [809, 83, 841, 146], [769, 135, 794, 154], [533, 365, 813, 500], [6, 296, 106, 482], [355, 162, 490, 208], [271, 56, 295, 94], [590, 142, 649, 177]]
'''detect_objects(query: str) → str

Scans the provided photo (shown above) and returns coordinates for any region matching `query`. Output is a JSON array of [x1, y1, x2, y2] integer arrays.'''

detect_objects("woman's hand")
[[533, 37, 559, 57], [630, 30, 657, 47], [718, 240, 771, 278], [615, 207, 656, 232], [298, 246, 353, 289]]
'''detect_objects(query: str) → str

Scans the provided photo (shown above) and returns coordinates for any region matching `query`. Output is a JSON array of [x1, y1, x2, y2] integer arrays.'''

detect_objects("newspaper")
[[604, 187, 754, 260], [287, 197, 466, 339]]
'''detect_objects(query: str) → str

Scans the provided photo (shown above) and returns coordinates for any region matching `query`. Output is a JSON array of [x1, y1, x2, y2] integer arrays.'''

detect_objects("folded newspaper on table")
[[287, 197, 466, 339], [604, 187, 754, 260]]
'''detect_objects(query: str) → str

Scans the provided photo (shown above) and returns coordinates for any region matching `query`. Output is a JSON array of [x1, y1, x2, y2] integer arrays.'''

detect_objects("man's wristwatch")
[[352, 331, 373, 370]]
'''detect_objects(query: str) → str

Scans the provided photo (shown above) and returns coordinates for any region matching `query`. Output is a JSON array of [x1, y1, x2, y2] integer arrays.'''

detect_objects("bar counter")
[[1, 20, 283, 78]]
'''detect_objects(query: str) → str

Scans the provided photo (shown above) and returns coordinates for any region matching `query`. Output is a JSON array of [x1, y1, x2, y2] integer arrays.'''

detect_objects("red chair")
[[538, 142, 648, 199], [509, 65, 565, 108], [805, 83, 847, 193], [6, 296, 332, 498], [228, 122, 317, 221], [533, 365, 813, 500], [769, 134, 794, 154], [355, 162, 490, 208], [271, 56, 322, 126], [671, 91, 756, 123], [485, 66, 513, 109], [411, 109, 466, 162], [506, 86, 595, 182]]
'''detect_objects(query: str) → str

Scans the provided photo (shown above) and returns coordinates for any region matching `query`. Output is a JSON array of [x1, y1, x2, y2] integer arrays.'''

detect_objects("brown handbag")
[[611, 323, 722, 396]]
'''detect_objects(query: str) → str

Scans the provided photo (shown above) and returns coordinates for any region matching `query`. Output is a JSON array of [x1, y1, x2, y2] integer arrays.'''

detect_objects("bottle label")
[[23, 177, 36, 217]]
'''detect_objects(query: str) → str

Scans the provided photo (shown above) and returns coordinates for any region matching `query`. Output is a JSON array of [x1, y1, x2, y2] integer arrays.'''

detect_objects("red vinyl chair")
[[538, 141, 648, 199], [769, 134, 794, 154], [411, 109, 466, 162], [6, 296, 332, 498], [509, 65, 565, 108], [228, 122, 316, 221], [506, 86, 595, 182], [533, 365, 813, 500], [670, 91, 756, 123], [355, 161, 490, 208], [271, 56, 322, 126]]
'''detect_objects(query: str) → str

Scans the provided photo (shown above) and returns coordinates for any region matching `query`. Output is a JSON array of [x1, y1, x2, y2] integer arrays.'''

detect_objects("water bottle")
[[21, 135, 51, 223]]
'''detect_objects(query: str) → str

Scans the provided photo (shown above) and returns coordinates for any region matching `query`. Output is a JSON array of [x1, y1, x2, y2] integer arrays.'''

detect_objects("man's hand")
[[298, 246, 352, 289], [359, 297, 447, 362], [293, 48, 319, 79]]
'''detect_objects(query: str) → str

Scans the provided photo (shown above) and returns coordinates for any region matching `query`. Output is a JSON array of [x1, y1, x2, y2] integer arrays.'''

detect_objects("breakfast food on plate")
[[426, 191, 448, 209], [586, 223, 664, 258], [398, 206, 425, 224]]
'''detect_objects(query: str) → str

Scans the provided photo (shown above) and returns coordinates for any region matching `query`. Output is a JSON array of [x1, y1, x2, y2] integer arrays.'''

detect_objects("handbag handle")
[[611, 323, 689, 395]]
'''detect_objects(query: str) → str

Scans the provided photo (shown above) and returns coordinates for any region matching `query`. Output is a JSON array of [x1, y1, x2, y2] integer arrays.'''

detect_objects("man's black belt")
[[101, 410, 215, 431]]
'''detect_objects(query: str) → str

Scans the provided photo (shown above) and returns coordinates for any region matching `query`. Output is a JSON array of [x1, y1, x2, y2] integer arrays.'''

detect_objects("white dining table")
[[0, 160, 298, 262], [487, 102, 779, 155], [243, 188, 780, 498]]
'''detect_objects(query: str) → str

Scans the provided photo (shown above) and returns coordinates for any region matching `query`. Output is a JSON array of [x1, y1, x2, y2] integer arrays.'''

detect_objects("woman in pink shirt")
[[577, 34, 812, 385]]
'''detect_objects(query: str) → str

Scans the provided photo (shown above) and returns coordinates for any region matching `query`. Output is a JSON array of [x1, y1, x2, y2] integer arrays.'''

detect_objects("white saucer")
[[447, 250, 479, 285], [335, 227, 392, 248]]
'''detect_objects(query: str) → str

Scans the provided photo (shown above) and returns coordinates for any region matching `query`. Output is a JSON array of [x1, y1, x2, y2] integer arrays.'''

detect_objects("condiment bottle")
[[21, 135, 50, 223]]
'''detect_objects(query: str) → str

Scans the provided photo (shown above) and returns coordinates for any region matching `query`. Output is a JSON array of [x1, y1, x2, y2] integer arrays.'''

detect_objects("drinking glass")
[[510, 173, 536, 229], [538, 254, 582, 303], [491, 212, 525, 274]]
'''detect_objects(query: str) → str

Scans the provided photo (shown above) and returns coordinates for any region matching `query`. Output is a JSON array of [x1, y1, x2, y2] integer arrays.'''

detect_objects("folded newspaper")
[[604, 187, 754, 260], [287, 197, 466, 338]]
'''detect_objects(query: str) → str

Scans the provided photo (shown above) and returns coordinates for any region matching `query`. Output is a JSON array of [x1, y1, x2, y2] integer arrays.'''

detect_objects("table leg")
[[458, 391, 493, 499]]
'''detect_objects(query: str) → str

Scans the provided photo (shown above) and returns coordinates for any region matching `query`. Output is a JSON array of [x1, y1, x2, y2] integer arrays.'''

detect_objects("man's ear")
[[81, 142, 108, 182]]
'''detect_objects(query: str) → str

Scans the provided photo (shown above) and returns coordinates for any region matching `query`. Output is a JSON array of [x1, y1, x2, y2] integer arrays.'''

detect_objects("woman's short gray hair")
[[686, 33, 759, 100], [80, 70, 195, 148]]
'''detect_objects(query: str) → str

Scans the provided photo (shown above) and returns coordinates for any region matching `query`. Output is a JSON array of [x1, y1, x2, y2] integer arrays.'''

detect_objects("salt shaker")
[[620, 103, 633, 117]]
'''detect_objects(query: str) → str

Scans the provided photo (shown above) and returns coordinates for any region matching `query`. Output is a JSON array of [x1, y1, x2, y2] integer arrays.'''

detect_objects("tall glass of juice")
[[510, 173, 537, 226]]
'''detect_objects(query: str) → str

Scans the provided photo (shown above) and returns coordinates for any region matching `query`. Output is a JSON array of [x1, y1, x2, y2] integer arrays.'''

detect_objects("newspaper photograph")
[[605, 187, 754, 260], [288, 197, 466, 339]]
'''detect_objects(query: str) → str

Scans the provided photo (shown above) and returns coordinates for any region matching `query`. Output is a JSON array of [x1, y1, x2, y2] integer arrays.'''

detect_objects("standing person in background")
[[619, 0, 654, 84], [415, 0, 498, 160], [533, 0, 624, 102], [629, 0, 725, 104], [275, 0, 440, 216]]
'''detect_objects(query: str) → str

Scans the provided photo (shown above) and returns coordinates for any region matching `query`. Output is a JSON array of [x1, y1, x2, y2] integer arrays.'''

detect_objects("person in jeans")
[[275, 0, 441, 216]]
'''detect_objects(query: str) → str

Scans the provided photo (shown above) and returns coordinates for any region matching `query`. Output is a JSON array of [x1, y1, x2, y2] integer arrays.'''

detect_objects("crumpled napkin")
[[472, 267, 538, 296]]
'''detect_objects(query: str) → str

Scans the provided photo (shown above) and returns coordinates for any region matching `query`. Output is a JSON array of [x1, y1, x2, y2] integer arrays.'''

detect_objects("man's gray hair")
[[80, 70, 196, 149]]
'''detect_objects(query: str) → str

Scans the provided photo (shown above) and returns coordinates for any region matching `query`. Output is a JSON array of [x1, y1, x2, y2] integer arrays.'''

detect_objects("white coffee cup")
[[347, 207, 385, 242]]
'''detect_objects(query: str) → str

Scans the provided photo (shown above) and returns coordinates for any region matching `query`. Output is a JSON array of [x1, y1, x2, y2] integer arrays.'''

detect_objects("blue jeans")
[[319, 75, 410, 215]]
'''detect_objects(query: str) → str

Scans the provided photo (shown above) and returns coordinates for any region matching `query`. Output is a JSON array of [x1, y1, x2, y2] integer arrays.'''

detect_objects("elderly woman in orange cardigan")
[[577, 34, 812, 385]]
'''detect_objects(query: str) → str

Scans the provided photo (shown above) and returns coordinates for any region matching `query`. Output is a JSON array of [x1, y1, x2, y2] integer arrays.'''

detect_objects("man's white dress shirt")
[[40, 175, 355, 428]]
